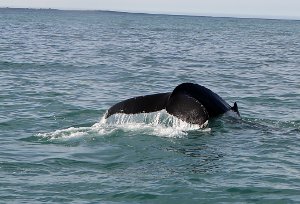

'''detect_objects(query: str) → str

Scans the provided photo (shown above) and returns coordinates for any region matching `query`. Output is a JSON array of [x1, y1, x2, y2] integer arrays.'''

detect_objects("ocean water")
[[0, 8, 300, 203]]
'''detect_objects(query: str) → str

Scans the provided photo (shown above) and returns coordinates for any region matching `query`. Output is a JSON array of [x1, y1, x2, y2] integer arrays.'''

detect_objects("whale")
[[105, 83, 240, 126]]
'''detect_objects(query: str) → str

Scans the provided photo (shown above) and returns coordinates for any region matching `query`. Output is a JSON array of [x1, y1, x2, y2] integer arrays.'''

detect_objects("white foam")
[[36, 110, 211, 141], [36, 127, 90, 140], [94, 110, 210, 137]]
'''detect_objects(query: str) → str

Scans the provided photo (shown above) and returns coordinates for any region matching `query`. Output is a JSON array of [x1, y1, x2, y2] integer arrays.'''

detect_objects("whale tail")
[[231, 102, 240, 116], [105, 91, 209, 125], [105, 83, 239, 126]]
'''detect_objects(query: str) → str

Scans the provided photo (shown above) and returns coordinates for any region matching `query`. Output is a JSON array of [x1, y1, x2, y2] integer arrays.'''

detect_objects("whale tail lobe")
[[105, 92, 171, 118]]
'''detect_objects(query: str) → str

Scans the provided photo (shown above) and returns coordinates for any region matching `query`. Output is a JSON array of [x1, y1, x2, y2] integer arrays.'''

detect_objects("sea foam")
[[36, 110, 210, 141]]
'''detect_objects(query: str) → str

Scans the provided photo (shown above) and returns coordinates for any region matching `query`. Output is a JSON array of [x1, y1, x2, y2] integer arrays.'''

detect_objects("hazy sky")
[[1, 0, 300, 19]]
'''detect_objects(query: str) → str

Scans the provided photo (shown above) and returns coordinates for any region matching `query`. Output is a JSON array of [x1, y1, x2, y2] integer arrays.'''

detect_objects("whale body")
[[105, 83, 239, 126]]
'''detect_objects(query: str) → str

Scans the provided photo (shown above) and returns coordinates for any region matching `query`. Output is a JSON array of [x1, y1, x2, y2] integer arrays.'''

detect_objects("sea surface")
[[0, 8, 300, 203]]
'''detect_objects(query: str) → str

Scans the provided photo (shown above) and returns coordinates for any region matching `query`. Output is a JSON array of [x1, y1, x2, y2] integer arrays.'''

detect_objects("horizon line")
[[1, 6, 300, 21]]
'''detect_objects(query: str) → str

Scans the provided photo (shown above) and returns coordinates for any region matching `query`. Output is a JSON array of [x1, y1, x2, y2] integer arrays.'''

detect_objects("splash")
[[36, 110, 210, 141], [96, 110, 210, 137], [36, 127, 92, 141]]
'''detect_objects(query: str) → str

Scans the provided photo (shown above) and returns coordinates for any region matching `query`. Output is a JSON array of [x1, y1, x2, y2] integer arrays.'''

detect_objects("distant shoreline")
[[1, 7, 299, 21]]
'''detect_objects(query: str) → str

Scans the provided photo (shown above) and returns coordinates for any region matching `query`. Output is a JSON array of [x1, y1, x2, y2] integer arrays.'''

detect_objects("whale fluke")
[[106, 83, 239, 126]]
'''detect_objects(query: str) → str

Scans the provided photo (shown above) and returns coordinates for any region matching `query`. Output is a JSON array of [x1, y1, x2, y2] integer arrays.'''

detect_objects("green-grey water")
[[0, 8, 300, 203]]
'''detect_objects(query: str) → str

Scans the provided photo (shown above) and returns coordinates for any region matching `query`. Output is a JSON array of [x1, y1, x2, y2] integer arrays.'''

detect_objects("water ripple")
[[1, 8, 300, 203]]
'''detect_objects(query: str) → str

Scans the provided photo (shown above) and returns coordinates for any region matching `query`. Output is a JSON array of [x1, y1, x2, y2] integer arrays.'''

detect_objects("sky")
[[1, 0, 300, 20]]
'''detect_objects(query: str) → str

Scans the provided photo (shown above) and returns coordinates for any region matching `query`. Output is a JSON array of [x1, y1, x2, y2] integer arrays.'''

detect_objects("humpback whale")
[[105, 83, 240, 126]]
